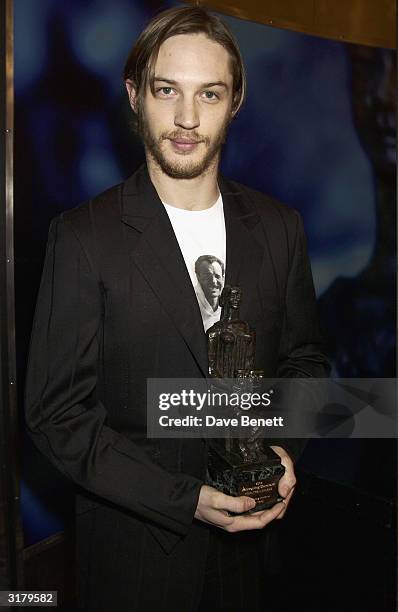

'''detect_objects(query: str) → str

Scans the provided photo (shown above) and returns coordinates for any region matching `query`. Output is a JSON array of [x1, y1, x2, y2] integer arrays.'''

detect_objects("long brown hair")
[[123, 6, 246, 115]]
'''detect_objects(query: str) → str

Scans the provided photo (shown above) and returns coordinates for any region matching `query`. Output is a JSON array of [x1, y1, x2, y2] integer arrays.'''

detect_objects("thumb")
[[279, 480, 291, 498], [221, 494, 256, 514]]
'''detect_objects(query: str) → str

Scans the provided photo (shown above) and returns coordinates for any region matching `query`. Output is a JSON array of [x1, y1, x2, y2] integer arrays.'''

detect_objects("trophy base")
[[206, 442, 285, 513]]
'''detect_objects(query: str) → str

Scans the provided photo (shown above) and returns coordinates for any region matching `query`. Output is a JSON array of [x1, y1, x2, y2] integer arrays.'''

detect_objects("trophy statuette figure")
[[206, 285, 285, 512]]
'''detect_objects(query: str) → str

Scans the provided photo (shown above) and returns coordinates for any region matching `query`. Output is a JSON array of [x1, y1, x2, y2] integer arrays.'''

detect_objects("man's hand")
[[194, 485, 285, 532], [270, 445, 297, 519], [195, 446, 296, 531]]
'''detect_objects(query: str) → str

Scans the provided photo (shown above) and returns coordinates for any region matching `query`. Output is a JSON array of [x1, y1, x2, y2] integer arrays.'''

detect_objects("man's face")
[[128, 33, 235, 179], [229, 287, 241, 309], [196, 260, 224, 304]]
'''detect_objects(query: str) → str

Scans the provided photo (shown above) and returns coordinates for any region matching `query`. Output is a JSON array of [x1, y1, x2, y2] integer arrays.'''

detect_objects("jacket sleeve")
[[272, 210, 330, 461], [24, 214, 202, 543]]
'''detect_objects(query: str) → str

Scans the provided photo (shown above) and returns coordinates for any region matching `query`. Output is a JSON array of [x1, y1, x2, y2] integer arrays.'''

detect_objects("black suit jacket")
[[25, 165, 328, 611]]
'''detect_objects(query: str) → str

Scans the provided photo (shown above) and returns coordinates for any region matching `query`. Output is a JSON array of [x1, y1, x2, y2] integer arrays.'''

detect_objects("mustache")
[[160, 130, 210, 145]]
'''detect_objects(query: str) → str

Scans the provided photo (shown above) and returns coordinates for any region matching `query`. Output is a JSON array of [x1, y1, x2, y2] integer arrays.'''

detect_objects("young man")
[[25, 7, 328, 611]]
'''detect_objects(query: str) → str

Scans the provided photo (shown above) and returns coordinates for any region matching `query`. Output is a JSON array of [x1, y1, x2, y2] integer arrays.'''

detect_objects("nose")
[[174, 95, 200, 130]]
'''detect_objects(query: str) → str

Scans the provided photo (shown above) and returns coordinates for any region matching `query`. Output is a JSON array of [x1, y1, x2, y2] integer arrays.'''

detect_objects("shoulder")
[[44, 182, 125, 279], [221, 175, 302, 235], [50, 163, 146, 233], [56, 182, 123, 232]]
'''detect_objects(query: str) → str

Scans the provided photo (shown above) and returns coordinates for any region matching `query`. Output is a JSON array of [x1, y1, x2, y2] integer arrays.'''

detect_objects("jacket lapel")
[[121, 166, 209, 376], [219, 176, 265, 321], [120, 166, 267, 376]]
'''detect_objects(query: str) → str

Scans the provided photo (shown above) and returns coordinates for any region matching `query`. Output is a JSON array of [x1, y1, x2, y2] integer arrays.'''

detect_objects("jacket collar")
[[120, 164, 264, 376], [120, 164, 260, 231]]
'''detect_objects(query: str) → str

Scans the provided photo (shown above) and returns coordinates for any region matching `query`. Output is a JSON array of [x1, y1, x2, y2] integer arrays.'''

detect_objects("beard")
[[137, 106, 231, 179]]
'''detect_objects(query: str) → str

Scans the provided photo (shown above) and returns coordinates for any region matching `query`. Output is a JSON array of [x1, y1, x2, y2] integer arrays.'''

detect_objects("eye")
[[202, 90, 219, 101], [156, 86, 175, 97]]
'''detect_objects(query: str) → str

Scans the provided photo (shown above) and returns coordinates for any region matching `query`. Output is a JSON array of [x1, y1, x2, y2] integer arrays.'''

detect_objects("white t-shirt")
[[163, 194, 226, 331]]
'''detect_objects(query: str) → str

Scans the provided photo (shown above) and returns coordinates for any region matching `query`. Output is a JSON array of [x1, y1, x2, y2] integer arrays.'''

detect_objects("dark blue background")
[[14, 0, 396, 546]]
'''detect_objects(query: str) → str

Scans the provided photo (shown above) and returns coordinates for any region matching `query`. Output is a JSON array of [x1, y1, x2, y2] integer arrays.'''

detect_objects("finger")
[[215, 493, 256, 515], [278, 473, 297, 498], [276, 487, 295, 520], [275, 498, 288, 520], [199, 508, 236, 529], [225, 501, 285, 532]]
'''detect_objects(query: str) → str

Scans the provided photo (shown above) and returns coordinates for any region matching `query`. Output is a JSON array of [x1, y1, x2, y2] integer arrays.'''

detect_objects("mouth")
[[169, 138, 202, 153]]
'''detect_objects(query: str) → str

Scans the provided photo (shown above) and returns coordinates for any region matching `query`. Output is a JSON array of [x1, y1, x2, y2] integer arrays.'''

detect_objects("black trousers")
[[197, 527, 268, 612]]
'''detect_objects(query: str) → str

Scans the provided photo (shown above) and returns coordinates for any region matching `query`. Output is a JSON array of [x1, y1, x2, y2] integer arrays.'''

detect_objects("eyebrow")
[[153, 77, 228, 89]]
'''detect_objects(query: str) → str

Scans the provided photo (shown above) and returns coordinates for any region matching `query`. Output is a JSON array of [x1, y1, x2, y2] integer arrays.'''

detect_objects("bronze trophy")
[[206, 285, 285, 512]]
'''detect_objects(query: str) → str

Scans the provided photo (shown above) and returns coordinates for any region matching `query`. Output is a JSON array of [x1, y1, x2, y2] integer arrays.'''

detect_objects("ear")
[[230, 95, 240, 120], [125, 79, 138, 112]]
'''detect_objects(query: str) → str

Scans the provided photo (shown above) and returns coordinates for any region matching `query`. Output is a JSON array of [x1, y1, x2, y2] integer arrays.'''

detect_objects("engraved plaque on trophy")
[[206, 285, 285, 512]]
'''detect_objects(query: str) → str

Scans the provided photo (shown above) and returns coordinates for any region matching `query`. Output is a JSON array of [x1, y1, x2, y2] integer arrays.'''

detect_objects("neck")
[[146, 154, 220, 211]]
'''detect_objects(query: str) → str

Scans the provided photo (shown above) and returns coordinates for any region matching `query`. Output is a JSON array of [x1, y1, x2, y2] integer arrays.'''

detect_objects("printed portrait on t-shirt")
[[162, 194, 226, 332], [194, 255, 225, 331]]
